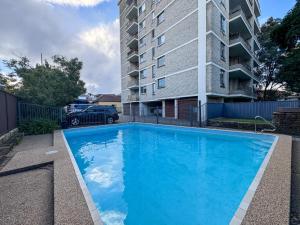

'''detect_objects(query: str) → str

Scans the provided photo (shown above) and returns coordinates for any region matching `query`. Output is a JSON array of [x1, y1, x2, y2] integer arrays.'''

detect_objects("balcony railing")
[[230, 33, 252, 52], [127, 79, 139, 88], [127, 50, 138, 58], [127, 63, 139, 74], [230, 8, 252, 32], [126, 19, 138, 30], [126, 34, 138, 45], [128, 94, 139, 102], [230, 63, 252, 74], [230, 87, 255, 97]]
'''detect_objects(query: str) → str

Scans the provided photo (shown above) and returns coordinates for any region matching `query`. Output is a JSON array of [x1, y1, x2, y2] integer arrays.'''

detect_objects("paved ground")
[[0, 133, 96, 225], [291, 138, 300, 225], [0, 164, 54, 225], [0, 134, 54, 225]]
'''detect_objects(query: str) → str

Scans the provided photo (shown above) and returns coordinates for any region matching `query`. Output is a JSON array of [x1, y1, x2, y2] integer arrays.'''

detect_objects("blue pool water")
[[64, 123, 276, 225]]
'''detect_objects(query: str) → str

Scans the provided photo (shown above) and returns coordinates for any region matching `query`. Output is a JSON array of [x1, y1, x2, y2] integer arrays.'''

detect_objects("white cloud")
[[0, 0, 121, 94], [44, 0, 109, 7]]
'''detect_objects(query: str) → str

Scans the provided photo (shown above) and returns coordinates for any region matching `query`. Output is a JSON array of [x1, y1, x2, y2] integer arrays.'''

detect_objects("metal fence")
[[207, 100, 300, 120], [18, 102, 64, 125], [0, 91, 17, 136], [120, 101, 206, 127]]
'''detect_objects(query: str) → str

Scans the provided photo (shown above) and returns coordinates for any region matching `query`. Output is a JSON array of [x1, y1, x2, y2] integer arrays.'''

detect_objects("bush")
[[19, 119, 60, 135]]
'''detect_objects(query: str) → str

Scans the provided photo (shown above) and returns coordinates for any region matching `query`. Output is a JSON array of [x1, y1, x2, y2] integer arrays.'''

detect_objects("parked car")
[[66, 105, 119, 126], [67, 104, 93, 113]]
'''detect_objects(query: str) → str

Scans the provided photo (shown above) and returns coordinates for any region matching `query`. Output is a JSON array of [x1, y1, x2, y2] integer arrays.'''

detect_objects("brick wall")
[[165, 100, 175, 118], [273, 108, 300, 135]]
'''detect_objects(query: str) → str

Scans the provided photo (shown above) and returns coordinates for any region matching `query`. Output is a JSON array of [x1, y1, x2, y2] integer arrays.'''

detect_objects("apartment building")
[[118, 0, 261, 118]]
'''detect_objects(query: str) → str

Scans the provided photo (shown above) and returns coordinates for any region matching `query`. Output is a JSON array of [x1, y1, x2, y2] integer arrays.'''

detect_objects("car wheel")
[[71, 117, 80, 126], [107, 117, 114, 124]]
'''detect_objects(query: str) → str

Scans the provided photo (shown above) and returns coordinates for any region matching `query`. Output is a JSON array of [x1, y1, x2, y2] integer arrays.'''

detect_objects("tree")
[[257, 18, 284, 100], [4, 55, 86, 106], [272, 0, 300, 93]]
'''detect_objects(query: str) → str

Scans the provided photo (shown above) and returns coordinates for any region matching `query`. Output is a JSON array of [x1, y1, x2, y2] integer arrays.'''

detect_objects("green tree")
[[4, 55, 86, 106], [257, 18, 284, 100], [272, 0, 300, 93]]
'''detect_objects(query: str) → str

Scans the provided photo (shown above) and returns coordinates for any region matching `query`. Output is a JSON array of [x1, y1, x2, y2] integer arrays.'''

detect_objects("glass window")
[[152, 47, 155, 59], [157, 34, 165, 46], [220, 14, 226, 34], [139, 20, 145, 29], [152, 83, 156, 95], [220, 70, 225, 88], [152, 65, 156, 78], [158, 78, 166, 89], [157, 55, 165, 67], [140, 69, 147, 79], [140, 36, 146, 47], [140, 53, 146, 63], [157, 11, 165, 25], [141, 86, 147, 94], [220, 42, 226, 61], [139, 3, 145, 15]]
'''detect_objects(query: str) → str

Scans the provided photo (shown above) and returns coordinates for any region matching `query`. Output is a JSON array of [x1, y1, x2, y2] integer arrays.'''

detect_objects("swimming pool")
[[63, 123, 276, 225]]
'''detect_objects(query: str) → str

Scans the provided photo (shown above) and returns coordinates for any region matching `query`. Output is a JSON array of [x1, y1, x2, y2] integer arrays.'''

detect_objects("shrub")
[[19, 119, 60, 135]]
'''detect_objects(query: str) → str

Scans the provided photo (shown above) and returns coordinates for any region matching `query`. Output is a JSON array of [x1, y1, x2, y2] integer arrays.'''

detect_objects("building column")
[[174, 99, 178, 119], [162, 100, 166, 118]]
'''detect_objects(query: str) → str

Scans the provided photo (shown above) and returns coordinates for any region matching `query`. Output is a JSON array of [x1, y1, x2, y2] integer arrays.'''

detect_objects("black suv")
[[66, 105, 119, 126]]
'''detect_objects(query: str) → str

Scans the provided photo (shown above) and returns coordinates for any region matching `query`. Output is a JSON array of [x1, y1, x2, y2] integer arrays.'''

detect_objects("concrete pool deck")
[[0, 127, 292, 225], [0, 132, 97, 225]]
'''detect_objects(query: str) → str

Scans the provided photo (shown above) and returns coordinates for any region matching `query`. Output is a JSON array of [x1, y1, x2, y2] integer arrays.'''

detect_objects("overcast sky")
[[0, 0, 296, 94]]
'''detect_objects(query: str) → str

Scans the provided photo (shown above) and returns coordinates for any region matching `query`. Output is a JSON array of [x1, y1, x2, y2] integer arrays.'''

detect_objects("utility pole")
[[41, 53, 43, 65]]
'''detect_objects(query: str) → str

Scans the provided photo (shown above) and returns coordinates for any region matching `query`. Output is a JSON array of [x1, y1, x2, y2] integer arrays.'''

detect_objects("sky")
[[0, 0, 297, 94]]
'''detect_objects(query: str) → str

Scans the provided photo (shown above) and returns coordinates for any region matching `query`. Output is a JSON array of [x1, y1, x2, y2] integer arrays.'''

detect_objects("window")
[[152, 47, 155, 59], [139, 3, 145, 15], [151, 29, 155, 39], [157, 34, 165, 46], [220, 42, 226, 61], [140, 53, 146, 63], [141, 86, 147, 94], [140, 36, 146, 47], [157, 11, 165, 25], [152, 83, 156, 95], [157, 55, 165, 67], [220, 14, 226, 34], [220, 70, 225, 88], [152, 65, 156, 78], [158, 78, 166, 89], [139, 20, 145, 29], [140, 69, 147, 79]]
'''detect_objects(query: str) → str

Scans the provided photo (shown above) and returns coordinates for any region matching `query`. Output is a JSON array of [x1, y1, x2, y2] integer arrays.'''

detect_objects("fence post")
[[189, 105, 193, 127], [156, 106, 159, 124], [198, 100, 202, 127]]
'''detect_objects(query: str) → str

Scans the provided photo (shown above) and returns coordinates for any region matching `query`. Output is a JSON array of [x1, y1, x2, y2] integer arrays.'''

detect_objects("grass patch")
[[210, 117, 271, 125]]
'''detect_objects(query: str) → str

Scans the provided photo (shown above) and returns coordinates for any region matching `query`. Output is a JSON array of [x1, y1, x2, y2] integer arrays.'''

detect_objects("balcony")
[[254, 0, 261, 17], [229, 34, 253, 60], [229, 8, 252, 39], [126, 0, 138, 20], [127, 79, 139, 90], [127, 94, 139, 102], [127, 50, 139, 63], [127, 63, 139, 77], [126, 34, 138, 50], [229, 86, 256, 98], [126, 19, 138, 35]]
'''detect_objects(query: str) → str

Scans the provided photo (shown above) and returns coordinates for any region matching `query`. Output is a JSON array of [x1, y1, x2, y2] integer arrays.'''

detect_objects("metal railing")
[[229, 34, 252, 52], [254, 116, 276, 133], [18, 102, 64, 125], [127, 63, 139, 74]]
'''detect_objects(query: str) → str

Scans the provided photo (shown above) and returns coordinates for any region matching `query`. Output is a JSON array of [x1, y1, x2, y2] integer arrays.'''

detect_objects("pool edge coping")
[[61, 130, 104, 225], [229, 135, 279, 225], [61, 123, 286, 225]]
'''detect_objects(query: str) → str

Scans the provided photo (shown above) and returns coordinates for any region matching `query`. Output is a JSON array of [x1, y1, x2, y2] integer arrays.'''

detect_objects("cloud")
[[0, 0, 121, 94], [44, 0, 110, 7]]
